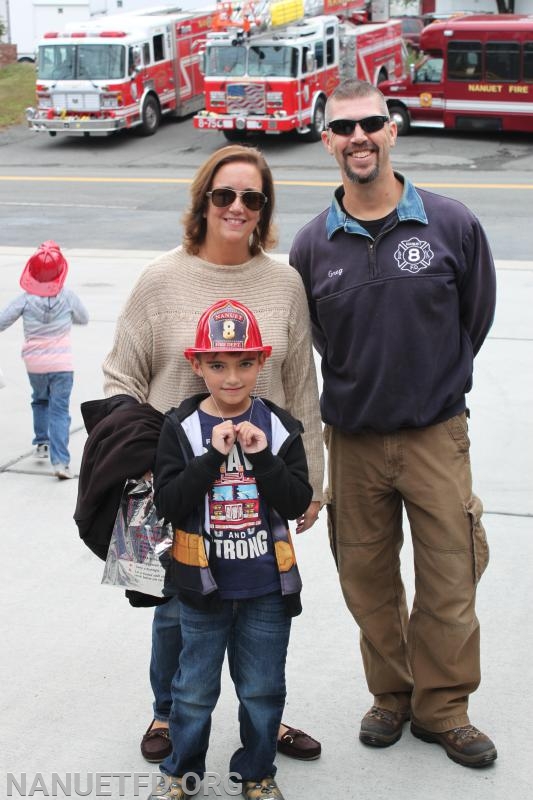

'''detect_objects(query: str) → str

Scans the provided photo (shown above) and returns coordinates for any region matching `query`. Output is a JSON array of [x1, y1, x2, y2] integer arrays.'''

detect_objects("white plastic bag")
[[102, 477, 172, 597]]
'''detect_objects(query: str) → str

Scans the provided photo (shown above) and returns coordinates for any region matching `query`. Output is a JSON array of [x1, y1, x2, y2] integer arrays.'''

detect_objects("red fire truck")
[[26, 6, 215, 137], [193, 0, 405, 141], [379, 14, 533, 135]]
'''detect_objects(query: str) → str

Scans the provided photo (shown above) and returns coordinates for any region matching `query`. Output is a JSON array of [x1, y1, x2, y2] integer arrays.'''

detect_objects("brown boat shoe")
[[142, 719, 320, 764], [359, 705, 411, 747], [141, 720, 172, 763], [411, 722, 497, 767], [276, 725, 321, 760]]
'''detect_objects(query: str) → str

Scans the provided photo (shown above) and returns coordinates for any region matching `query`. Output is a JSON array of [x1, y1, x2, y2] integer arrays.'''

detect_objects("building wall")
[[1, 1, 88, 59]]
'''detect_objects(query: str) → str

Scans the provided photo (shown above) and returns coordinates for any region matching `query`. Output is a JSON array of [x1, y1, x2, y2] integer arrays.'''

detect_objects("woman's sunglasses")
[[327, 116, 390, 136], [206, 188, 268, 211]]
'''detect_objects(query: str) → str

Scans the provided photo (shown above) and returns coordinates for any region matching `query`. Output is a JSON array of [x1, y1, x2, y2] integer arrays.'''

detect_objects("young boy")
[[0, 241, 89, 479], [152, 299, 313, 800]]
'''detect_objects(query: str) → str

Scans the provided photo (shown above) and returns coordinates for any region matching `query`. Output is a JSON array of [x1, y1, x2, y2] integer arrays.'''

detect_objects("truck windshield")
[[205, 44, 297, 77], [414, 56, 443, 84], [205, 46, 246, 77], [248, 45, 298, 77], [38, 44, 126, 80]]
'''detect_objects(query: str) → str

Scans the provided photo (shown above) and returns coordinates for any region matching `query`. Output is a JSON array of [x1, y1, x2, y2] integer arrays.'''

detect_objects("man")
[[290, 79, 497, 768]]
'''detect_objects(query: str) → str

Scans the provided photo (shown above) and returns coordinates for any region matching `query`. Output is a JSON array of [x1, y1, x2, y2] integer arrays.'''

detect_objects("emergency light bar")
[[43, 30, 128, 39]]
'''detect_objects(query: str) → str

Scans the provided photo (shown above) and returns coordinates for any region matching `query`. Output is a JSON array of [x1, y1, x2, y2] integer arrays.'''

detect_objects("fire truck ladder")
[[212, 0, 306, 42]]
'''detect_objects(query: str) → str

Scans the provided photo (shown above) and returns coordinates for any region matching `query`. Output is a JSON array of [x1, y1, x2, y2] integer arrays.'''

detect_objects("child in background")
[[0, 241, 89, 479], [152, 299, 313, 800]]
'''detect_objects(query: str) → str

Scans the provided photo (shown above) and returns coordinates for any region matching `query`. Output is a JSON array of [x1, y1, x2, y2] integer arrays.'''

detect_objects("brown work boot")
[[411, 722, 497, 767], [359, 705, 410, 747]]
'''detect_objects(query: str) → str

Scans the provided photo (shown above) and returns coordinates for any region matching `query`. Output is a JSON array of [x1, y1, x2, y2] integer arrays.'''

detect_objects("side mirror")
[[198, 47, 206, 76], [129, 46, 142, 77], [306, 51, 315, 72]]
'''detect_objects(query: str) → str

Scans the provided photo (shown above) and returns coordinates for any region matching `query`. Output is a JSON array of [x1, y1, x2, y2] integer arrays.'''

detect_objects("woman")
[[102, 145, 324, 772]]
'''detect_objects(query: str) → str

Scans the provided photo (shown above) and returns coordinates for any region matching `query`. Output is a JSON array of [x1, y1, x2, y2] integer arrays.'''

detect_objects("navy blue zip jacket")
[[290, 173, 496, 434]]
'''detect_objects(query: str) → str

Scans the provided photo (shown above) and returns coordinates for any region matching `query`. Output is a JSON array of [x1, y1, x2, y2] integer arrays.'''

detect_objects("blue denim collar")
[[325, 171, 428, 239]]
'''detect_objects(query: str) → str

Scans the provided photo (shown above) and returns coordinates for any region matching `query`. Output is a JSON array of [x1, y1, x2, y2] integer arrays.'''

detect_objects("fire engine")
[[379, 14, 533, 135], [193, 0, 405, 141], [26, 5, 215, 137]]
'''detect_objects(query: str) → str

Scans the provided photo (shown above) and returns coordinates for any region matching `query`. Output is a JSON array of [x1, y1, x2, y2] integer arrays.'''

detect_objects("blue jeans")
[[28, 371, 73, 466], [150, 595, 182, 722], [160, 593, 291, 782]]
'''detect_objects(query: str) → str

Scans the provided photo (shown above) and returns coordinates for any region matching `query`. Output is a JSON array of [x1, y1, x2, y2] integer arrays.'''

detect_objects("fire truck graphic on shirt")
[[208, 442, 276, 576], [209, 445, 261, 534], [199, 403, 278, 590]]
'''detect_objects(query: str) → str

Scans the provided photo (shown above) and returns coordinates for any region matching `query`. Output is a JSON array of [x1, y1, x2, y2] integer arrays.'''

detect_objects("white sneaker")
[[35, 443, 49, 458], [54, 464, 73, 480]]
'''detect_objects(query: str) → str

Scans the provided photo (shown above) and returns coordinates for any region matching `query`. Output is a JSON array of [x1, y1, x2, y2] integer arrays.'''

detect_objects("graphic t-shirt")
[[198, 400, 281, 600]]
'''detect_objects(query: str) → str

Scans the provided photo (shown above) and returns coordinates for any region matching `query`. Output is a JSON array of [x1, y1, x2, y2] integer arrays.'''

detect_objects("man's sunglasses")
[[206, 188, 268, 211], [327, 116, 390, 136]]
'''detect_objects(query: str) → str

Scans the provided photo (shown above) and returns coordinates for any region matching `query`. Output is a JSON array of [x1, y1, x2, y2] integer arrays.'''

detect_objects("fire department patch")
[[394, 238, 434, 273]]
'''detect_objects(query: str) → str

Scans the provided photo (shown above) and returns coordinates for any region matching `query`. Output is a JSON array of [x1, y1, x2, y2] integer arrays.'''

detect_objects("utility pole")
[[5, 0, 11, 43]]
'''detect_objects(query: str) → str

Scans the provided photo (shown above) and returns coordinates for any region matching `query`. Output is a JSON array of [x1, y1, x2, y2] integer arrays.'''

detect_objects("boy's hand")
[[211, 420, 236, 455], [235, 421, 267, 454]]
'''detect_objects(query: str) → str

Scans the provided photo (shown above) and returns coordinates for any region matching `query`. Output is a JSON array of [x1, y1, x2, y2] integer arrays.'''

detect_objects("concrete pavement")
[[1, 246, 532, 799]]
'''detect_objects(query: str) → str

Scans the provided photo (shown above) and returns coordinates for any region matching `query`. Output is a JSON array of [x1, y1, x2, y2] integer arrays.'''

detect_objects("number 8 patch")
[[394, 237, 434, 273]]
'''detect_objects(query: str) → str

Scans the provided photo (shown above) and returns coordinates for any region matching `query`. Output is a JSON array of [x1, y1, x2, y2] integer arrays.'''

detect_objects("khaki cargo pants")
[[324, 413, 489, 732]]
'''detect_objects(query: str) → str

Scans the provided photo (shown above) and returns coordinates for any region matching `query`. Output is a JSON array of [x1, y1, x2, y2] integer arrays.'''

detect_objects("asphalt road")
[[1, 117, 533, 257]]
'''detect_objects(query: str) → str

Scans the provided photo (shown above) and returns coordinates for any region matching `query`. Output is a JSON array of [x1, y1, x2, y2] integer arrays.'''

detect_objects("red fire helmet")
[[20, 240, 68, 297], [184, 299, 272, 360]]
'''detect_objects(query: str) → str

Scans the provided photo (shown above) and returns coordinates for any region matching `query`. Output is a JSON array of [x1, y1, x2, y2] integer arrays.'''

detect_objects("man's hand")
[[295, 500, 320, 534]]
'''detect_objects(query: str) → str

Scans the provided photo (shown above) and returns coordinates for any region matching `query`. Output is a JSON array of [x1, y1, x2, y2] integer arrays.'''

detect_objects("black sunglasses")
[[327, 116, 390, 136], [206, 188, 268, 211]]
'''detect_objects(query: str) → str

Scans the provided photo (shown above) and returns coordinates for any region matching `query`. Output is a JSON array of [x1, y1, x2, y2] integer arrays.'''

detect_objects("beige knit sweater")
[[103, 247, 324, 499]]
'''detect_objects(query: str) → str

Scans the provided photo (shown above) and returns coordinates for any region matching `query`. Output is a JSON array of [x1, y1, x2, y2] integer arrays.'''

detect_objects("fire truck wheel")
[[223, 129, 247, 142], [303, 97, 325, 142], [389, 104, 410, 136], [139, 96, 161, 136]]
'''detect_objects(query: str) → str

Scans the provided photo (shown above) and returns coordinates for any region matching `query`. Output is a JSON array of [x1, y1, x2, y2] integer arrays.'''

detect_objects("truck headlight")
[[209, 91, 225, 105], [101, 94, 120, 108]]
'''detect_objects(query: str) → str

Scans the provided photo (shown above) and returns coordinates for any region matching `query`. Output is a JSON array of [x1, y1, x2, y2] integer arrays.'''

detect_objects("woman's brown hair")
[[182, 145, 277, 256]]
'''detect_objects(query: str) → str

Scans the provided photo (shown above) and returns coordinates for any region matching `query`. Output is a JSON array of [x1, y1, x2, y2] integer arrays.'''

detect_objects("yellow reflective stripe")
[[172, 529, 209, 568]]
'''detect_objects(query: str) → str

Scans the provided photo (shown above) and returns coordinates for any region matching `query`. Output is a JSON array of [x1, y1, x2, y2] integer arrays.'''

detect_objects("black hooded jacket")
[[74, 395, 167, 607]]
